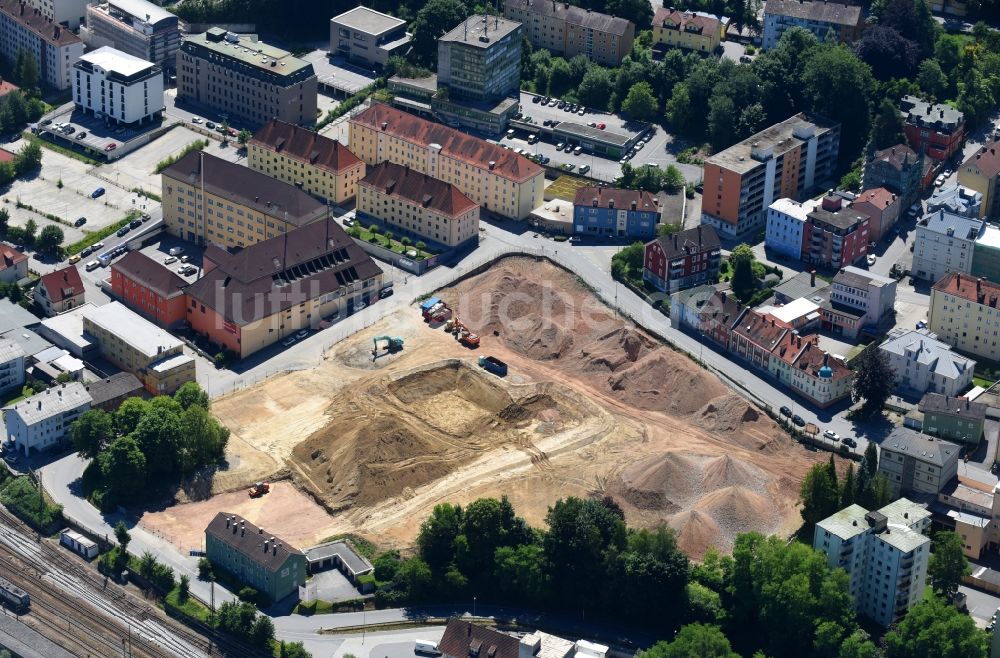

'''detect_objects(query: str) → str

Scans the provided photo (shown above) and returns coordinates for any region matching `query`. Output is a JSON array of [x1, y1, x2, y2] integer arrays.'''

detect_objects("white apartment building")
[[878, 426, 960, 498], [879, 328, 975, 397], [764, 197, 818, 260], [828, 266, 897, 326], [26, 0, 89, 28], [0, 338, 25, 396], [2, 382, 91, 456], [814, 498, 931, 627], [928, 272, 1000, 362], [0, 0, 84, 90], [73, 47, 163, 126], [912, 209, 982, 283]]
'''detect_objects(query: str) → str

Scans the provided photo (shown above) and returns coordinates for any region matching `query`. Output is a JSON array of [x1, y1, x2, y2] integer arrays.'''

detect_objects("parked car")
[[532, 95, 541, 103], [206, 121, 216, 129], [104, 143, 117, 152], [824, 429, 840, 442], [282, 336, 296, 347], [379, 287, 394, 299], [295, 329, 310, 340], [588, 121, 597, 128], [556, 142, 565, 151], [92, 242, 104, 250], [191, 117, 203, 124], [63, 126, 75, 135], [129, 219, 142, 229], [41, 118, 51, 126], [76, 132, 86, 140], [168, 246, 184, 256], [573, 146, 583, 155], [80, 246, 93, 257], [74, 217, 86, 227], [164, 256, 177, 264], [842, 437, 857, 448], [68, 254, 81, 264], [116, 226, 130, 237], [867, 254, 876, 266], [597, 122, 606, 129], [577, 108, 585, 116], [792, 415, 805, 426], [579, 164, 590, 174], [180, 255, 190, 263], [779, 406, 792, 417]]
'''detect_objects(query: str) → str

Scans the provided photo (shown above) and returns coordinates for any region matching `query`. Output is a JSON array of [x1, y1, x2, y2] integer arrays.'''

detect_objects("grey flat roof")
[[331, 6, 406, 36], [773, 270, 830, 301], [439, 14, 522, 47], [305, 539, 373, 575], [0, 327, 51, 358], [0, 614, 78, 658], [708, 113, 838, 174], [0, 298, 40, 334], [3, 382, 91, 424], [83, 302, 182, 359], [553, 122, 632, 147]]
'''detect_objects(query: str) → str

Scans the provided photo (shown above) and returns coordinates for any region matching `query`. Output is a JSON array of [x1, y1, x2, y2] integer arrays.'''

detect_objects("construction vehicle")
[[248, 482, 270, 498], [478, 355, 508, 376], [373, 335, 405, 355], [426, 303, 452, 323], [458, 328, 480, 347]]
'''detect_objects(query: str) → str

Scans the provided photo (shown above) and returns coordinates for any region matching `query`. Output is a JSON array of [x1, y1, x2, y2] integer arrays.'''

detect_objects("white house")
[[912, 210, 982, 283], [879, 327, 975, 397], [0, 338, 25, 397], [2, 382, 91, 456], [72, 46, 163, 126], [764, 197, 817, 260], [0, 0, 84, 90]]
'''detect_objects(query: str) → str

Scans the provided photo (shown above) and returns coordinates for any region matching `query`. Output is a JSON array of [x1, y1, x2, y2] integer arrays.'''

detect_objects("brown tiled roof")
[[764, 0, 862, 26], [0, 80, 19, 98], [39, 266, 83, 303], [919, 393, 986, 421], [439, 618, 520, 658], [506, 0, 633, 34], [933, 272, 1000, 307], [113, 251, 187, 299], [574, 186, 658, 212], [162, 151, 328, 227], [772, 331, 818, 365], [0, 0, 82, 46], [360, 162, 477, 218], [872, 144, 919, 172], [653, 8, 720, 34], [350, 103, 543, 184], [206, 512, 304, 573], [854, 187, 898, 210], [963, 134, 1000, 179], [0, 244, 26, 272], [791, 340, 853, 380], [651, 225, 720, 261], [733, 309, 788, 351], [699, 291, 746, 328], [249, 119, 362, 174], [185, 219, 381, 326]]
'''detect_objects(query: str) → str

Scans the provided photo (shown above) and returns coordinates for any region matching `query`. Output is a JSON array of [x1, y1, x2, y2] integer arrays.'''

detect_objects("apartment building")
[[572, 187, 659, 239], [0, 0, 83, 90], [349, 103, 545, 220], [675, 288, 746, 348], [206, 513, 306, 603], [769, 331, 854, 407], [111, 251, 188, 327], [928, 272, 1000, 361], [2, 382, 91, 456], [972, 225, 1000, 282], [161, 151, 330, 248], [0, 338, 24, 396], [34, 265, 84, 317], [642, 225, 721, 293], [651, 8, 726, 53], [762, 0, 864, 50], [73, 47, 163, 126], [700, 113, 840, 240], [822, 266, 896, 339], [732, 310, 788, 371], [81, 302, 195, 395], [764, 197, 819, 260], [84, 0, 180, 72], [25, 0, 88, 28], [0, 244, 27, 283], [879, 327, 975, 398], [814, 499, 931, 627], [900, 95, 965, 162], [505, 0, 634, 66], [441, 619, 521, 658], [329, 6, 410, 69], [248, 119, 365, 205], [184, 219, 382, 359], [912, 210, 982, 283], [851, 187, 900, 243], [438, 15, 522, 103], [358, 162, 479, 248], [878, 426, 960, 497], [919, 393, 985, 446], [958, 133, 1000, 219], [928, 184, 982, 218], [802, 194, 869, 270], [863, 144, 926, 209], [176, 28, 317, 129]]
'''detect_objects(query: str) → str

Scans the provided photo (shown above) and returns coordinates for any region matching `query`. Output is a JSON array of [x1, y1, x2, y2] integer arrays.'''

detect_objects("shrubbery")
[[0, 476, 62, 531]]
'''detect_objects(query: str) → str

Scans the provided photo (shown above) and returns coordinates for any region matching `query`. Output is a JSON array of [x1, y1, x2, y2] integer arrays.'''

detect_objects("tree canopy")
[[851, 345, 896, 418]]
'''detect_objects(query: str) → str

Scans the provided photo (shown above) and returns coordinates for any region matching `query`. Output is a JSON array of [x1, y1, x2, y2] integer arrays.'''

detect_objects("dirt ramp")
[[692, 394, 786, 453], [579, 327, 657, 373]]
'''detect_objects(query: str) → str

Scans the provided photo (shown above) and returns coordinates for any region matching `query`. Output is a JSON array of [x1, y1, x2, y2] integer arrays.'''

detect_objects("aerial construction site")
[[141, 257, 823, 558]]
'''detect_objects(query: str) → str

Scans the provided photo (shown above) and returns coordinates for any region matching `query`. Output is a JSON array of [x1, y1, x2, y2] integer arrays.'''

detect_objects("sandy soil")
[[143, 257, 825, 558]]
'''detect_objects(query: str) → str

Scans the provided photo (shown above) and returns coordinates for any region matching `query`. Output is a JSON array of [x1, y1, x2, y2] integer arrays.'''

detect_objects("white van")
[[85, 260, 100, 271], [415, 640, 439, 655]]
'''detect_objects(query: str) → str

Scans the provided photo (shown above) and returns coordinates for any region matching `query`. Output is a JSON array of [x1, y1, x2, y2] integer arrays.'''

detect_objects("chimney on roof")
[[631, 200, 637, 211], [609, 199, 615, 209], [810, 270, 816, 286], [226, 516, 230, 528], [381, 122, 387, 130], [241, 524, 245, 536]]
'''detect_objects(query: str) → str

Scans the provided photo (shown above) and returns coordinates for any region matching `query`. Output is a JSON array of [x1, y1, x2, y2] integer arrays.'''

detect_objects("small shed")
[[60, 528, 98, 559]]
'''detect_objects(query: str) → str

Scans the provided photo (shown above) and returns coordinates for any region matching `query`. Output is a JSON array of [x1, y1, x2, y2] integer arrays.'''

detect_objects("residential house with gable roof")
[[205, 512, 306, 602], [34, 265, 84, 317]]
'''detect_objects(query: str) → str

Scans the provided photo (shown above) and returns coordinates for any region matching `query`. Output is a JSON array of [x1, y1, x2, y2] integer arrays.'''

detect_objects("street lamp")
[[473, 596, 477, 618]]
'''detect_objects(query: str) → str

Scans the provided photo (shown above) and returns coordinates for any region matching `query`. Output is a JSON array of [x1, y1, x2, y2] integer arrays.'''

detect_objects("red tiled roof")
[[963, 134, 1000, 179], [112, 251, 187, 299], [0, 148, 16, 163], [438, 618, 520, 658], [0, 80, 18, 98], [38, 265, 83, 303], [791, 340, 853, 380], [360, 162, 477, 218], [574, 186, 658, 212], [733, 309, 788, 351], [933, 272, 1000, 307], [350, 103, 543, 184], [653, 8, 720, 33], [249, 119, 362, 174], [0, 244, 27, 272], [0, 0, 82, 46], [855, 187, 898, 210]]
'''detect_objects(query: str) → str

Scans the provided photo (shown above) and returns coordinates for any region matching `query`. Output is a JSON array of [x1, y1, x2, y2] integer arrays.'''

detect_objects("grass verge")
[[163, 585, 212, 624], [64, 210, 138, 255], [22, 132, 100, 165]]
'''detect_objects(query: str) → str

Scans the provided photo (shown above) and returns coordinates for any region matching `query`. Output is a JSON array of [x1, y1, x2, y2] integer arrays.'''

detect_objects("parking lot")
[[303, 50, 379, 96], [36, 105, 167, 161]]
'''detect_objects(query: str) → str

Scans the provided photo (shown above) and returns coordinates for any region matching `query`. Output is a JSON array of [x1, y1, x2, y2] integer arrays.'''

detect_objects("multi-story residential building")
[[761, 0, 864, 50], [863, 143, 926, 209], [912, 210, 982, 283], [185, 219, 382, 359], [176, 28, 317, 129], [572, 187, 659, 239], [438, 15, 521, 103], [919, 393, 985, 446], [814, 499, 931, 627], [731, 310, 788, 371], [357, 162, 479, 248], [26, 0, 89, 28], [878, 426, 960, 497], [971, 224, 1000, 283], [329, 6, 411, 69], [691, 289, 746, 348], [349, 103, 545, 220], [651, 8, 726, 54], [851, 187, 900, 243], [34, 265, 84, 317], [0, 244, 27, 283], [700, 113, 840, 240], [441, 619, 521, 658], [84, 372, 144, 412], [802, 194, 869, 270], [81, 302, 195, 395], [2, 382, 91, 456], [769, 332, 854, 407], [929, 272, 1000, 361], [84, 0, 180, 72], [958, 134, 1000, 219], [72, 47, 163, 126], [0, 0, 83, 90], [900, 95, 965, 162], [111, 251, 188, 328], [0, 338, 24, 396], [505, 0, 634, 66], [642, 225, 721, 293], [927, 184, 982, 218], [879, 328, 975, 398], [206, 513, 306, 603], [248, 119, 365, 205], [161, 151, 330, 248], [764, 197, 819, 260], [822, 266, 896, 339]]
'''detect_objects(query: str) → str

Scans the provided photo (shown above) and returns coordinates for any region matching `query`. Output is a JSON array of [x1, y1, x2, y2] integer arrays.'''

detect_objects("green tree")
[[639, 624, 738, 658], [837, 630, 880, 658], [114, 520, 131, 554], [494, 543, 547, 603], [131, 406, 183, 476], [70, 409, 114, 459], [34, 224, 63, 254], [708, 94, 737, 150], [0, 208, 8, 237], [417, 503, 463, 573], [916, 59, 948, 99], [410, 0, 470, 66], [577, 67, 614, 111], [178, 574, 190, 602], [800, 462, 840, 530], [928, 531, 970, 601], [851, 344, 895, 418], [840, 463, 856, 508], [178, 404, 229, 473], [99, 436, 147, 501], [666, 82, 697, 134], [22, 218, 36, 245], [729, 243, 756, 301], [279, 642, 313, 658], [885, 595, 987, 658], [250, 615, 275, 648], [621, 81, 658, 121], [115, 397, 149, 435], [802, 45, 875, 168], [547, 58, 574, 97], [15, 50, 38, 94], [174, 381, 209, 410], [663, 165, 685, 193], [395, 556, 433, 599], [871, 98, 907, 150], [237, 129, 252, 146], [14, 140, 41, 175]]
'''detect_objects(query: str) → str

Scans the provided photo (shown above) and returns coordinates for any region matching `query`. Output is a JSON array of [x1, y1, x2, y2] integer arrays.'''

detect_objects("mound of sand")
[[694, 486, 777, 546], [668, 510, 722, 557], [701, 454, 768, 492], [615, 452, 701, 513]]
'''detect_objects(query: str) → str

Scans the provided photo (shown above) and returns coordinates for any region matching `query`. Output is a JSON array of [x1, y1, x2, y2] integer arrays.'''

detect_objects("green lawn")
[[64, 212, 138, 256], [351, 227, 433, 260], [164, 585, 212, 623], [973, 376, 995, 390]]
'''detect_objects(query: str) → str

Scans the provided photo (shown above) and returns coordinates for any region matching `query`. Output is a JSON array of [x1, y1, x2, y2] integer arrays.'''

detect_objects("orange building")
[[111, 251, 188, 328], [700, 113, 840, 241]]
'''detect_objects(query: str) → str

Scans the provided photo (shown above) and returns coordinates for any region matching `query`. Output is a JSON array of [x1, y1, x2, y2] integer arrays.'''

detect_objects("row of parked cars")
[[778, 406, 857, 447], [532, 96, 588, 116]]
